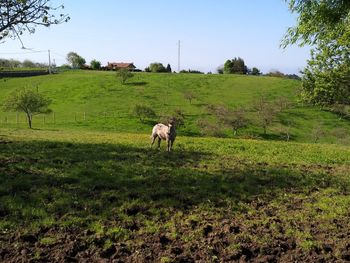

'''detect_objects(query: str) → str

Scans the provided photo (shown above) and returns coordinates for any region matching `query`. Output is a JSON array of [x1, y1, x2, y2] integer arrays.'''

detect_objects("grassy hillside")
[[0, 129, 349, 261], [1, 70, 349, 144]]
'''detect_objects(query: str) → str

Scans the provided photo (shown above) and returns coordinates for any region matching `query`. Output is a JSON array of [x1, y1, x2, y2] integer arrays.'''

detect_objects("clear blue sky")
[[0, 0, 310, 74]]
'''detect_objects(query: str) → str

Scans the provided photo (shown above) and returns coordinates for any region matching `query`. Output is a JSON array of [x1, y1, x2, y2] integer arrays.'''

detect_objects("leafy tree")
[[197, 119, 224, 137], [22, 59, 36, 68], [3, 89, 51, 128], [183, 90, 196, 104], [223, 57, 248, 74], [311, 124, 326, 143], [275, 96, 292, 111], [180, 69, 204, 74], [90, 59, 101, 70], [251, 67, 261, 75], [66, 52, 86, 69], [208, 105, 248, 135], [133, 104, 156, 123], [253, 95, 279, 135], [116, 68, 134, 84], [0, 59, 21, 68], [0, 0, 69, 42], [283, 0, 350, 105], [224, 108, 248, 135], [166, 64, 172, 73], [148, 63, 167, 73], [301, 53, 350, 105], [266, 70, 285, 78], [224, 60, 233, 74], [216, 66, 224, 74]]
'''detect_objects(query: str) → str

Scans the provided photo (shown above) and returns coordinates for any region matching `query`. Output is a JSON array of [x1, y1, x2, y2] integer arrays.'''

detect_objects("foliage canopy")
[[0, 0, 69, 42], [283, 0, 350, 105], [116, 68, 134, 84], [3, 89, 51, 128], [66, 52, 86, 69]]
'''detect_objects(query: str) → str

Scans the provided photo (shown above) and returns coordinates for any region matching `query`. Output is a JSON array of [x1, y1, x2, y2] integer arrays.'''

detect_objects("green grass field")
[[1, 71, 350, 261], [1, 70, 349, 144], [0, 129, 349, 261]]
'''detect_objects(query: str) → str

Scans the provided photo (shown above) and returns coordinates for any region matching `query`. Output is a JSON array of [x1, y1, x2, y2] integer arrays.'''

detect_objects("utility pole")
[[48, 49, 51, 74], [177, 40, 181, 73]]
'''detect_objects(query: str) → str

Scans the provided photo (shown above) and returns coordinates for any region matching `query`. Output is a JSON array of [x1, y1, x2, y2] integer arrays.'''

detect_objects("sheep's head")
[[168, 122, 175, 134]]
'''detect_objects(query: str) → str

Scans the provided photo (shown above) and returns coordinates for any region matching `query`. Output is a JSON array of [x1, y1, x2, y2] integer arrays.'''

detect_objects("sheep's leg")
[[167, 139, 171, 152], [170, 139, 174, 152], [150, 135, 156, 147], [157, 137, 161, 149]]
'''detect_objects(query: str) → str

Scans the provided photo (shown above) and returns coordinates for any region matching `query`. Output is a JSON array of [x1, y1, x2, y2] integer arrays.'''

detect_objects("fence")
[[0, 111, 134, 128], [0, 70, 49, 78]]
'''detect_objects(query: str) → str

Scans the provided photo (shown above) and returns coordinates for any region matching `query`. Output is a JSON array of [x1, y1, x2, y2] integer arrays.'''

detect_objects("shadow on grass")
[[0, 140, 347, 227], [257, 133, 283, 141], [322, 108, 350, 122], [125, 81, 148, 86], [279, 109, 311, 120]]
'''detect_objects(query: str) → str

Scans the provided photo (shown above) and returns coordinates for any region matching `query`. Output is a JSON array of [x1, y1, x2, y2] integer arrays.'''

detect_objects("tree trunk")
[[27, 113, 32, 129]]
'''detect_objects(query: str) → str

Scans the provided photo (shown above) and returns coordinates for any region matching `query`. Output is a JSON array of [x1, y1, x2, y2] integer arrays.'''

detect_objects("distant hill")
[[0, 70, 349, 145]]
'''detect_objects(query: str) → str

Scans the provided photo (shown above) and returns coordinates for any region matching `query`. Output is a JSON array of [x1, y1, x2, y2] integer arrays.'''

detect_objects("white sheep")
[[150, 123, 176, 152]]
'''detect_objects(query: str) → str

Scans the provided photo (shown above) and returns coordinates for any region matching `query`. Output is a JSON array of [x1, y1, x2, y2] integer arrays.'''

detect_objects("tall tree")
[[251, 67, 261, 75], [0, 0, 69, 43], [90, 59, 101, 70], [148, 62, 167, 73], [224, 60, 233, 74], [283, 0, 350, 105], [66, 52, 86, 69], [3, 89, 51, 129], [223, 57, 247, 74]]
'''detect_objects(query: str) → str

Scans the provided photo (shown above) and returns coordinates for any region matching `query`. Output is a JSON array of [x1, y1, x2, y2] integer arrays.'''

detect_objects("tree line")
[[0, 58, 49, 69]]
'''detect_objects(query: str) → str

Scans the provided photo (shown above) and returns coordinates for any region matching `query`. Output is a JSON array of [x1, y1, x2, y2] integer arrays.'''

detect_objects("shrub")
[[133, 104, 156, 123], [160, 108, 185, 128], [253, 95, 280, 135], [311, 124, 326, 143], [197, 119, 224, 137], [207, 105, 248, 135], [116, 68, 134, 84], [183, 90, 196, 104]]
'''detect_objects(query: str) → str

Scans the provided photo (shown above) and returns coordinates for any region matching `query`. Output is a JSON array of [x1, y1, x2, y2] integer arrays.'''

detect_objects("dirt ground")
[[1, 211, 350, 263]]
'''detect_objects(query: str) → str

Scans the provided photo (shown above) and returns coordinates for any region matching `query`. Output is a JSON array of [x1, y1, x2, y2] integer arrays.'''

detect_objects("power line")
[[0, 50, 46, 55], [50, 51, 66, 58]]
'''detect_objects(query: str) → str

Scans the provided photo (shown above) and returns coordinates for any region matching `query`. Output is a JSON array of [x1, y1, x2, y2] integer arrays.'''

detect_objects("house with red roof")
[[107, 62, 136, 70]]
